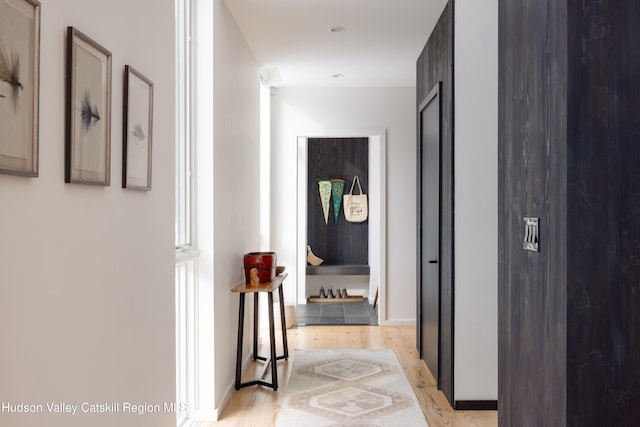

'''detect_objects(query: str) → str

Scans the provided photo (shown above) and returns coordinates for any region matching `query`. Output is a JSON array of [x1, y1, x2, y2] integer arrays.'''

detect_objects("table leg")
[[253, 292, 259, 360], [278, 285, 289, 359], [235, 293, 246, 390], [268, 291, 278, 390]]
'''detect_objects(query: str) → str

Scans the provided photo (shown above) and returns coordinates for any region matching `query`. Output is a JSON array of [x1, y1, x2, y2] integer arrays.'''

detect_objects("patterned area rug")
[[277, 349, 429, 427]]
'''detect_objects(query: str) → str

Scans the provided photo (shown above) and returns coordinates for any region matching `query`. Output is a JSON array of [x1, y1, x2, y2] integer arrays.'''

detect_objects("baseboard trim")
[[213, 353, 253, 421], [454, 400, 497, 410], [379, 319, 416, 326]]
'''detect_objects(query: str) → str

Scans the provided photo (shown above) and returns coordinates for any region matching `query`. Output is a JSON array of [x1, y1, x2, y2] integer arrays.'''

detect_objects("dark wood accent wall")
[[499, 0, 640, 425], [307, 138, 368, 266], [498, 1, 568, 424], [566, 0, 640, 424], [416, 1, 454, 404]]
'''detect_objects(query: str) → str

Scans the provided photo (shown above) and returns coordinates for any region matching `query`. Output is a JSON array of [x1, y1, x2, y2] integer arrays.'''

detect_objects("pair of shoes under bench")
[[318, 287, 348, 299]]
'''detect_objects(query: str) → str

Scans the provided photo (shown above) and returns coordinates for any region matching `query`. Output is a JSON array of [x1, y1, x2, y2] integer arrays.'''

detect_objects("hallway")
[[210, 325, 497, 427]]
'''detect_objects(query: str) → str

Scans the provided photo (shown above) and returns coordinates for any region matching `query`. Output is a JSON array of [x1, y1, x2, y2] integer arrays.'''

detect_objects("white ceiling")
[[223, 0, 448, 87]]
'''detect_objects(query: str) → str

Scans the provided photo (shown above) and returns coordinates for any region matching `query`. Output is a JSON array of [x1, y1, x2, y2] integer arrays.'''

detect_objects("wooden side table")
[[230, 272, 289, 390]]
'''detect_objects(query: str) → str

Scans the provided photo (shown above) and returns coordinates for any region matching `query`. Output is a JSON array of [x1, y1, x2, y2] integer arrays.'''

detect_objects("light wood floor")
[[204, 325, 497, 427]]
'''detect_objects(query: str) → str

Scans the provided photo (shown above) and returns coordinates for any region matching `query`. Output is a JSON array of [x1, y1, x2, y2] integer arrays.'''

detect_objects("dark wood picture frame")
[[65, 26, 112, 186], [122, 65, 153, 190], [0, 0, 41, 177]]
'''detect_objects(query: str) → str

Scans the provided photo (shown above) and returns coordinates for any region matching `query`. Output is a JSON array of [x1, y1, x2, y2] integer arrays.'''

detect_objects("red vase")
[[243, 252, 277, 283]]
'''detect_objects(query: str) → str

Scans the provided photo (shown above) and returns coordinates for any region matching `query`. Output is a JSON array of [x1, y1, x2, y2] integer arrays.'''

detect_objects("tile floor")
[[297, 298, 378, 326]]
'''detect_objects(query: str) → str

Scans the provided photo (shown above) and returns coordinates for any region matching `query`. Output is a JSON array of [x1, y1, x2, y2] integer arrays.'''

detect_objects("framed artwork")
[[65, 26, 112, 185], [0, 0, 40, 177], [122, 65, 153, 190]]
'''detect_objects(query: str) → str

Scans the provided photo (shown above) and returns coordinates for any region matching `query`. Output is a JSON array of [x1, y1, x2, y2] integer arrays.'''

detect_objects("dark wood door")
[[418, 83, 441, 385]]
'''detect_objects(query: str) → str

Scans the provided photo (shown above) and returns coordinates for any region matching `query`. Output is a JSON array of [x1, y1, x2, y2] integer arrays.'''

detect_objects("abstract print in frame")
[[0, 0, 40, 177], [122, 65, 153, 190], [65, 26, 112, 185]]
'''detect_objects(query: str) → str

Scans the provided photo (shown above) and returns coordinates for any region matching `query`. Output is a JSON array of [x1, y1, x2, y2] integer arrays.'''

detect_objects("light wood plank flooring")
[[203, 325, 497, 427]]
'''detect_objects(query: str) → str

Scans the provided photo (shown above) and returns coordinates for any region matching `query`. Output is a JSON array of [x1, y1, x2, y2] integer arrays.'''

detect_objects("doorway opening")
[[301, 137, 375, 325], [296, 131, 386, 325]]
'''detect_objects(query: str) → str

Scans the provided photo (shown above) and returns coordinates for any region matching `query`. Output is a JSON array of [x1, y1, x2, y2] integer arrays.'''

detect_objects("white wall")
[[208, 0, 261, 416], [0, 1, 176, 426], [453, 0, 499, 401], [270, 87, 416, 324]]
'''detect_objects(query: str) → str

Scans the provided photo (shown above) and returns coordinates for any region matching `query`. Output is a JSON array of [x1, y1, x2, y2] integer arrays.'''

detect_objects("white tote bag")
[[343, 176, 368, 222]]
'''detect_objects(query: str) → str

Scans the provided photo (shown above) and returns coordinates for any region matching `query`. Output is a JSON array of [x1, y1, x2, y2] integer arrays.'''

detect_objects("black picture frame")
[[122, 65, 153, 190]]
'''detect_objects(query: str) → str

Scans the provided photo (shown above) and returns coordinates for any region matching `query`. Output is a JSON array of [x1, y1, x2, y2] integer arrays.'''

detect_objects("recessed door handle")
[[428, 260, 438, 264]]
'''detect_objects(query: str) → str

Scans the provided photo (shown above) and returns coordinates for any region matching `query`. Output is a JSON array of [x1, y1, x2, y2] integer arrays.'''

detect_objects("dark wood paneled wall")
[[416, 1, 454, 404], [307, 138, 368, 265], [498, 1, 568, 425], [499, 0, 640, 425], [566, 0, 640, 424]]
